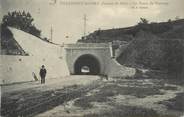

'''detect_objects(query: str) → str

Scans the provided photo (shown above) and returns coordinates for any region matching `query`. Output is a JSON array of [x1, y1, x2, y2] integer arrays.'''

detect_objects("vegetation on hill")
[[117, 19, 184, 77], [117, 31, 183, 77], [1, 25, 26, 55], [2, 11, 41, 37], [78, 18, 184, 43]]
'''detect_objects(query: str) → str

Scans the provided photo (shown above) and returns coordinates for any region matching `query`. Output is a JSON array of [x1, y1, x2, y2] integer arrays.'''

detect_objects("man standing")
[[39, 65, 47, 84]]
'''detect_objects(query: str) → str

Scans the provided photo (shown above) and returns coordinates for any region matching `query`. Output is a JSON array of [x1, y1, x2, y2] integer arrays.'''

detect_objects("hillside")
[[78, 19, 184, 43], [117, 31, 183, 76], [1, 26, 52, 55], [1, 25, 24, 55], [78, 19, 184, 77]]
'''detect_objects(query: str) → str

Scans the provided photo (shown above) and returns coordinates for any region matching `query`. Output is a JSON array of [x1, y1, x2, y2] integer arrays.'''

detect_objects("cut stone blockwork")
[[63, 43, 136, 77]]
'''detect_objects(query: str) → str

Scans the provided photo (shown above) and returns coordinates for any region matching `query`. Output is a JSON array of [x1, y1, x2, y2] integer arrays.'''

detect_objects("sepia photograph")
[[0, 0, 184, 117]]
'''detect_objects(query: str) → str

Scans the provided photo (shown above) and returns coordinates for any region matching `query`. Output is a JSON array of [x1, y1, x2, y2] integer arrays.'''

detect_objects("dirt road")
[[1, 75, 184, 117], [1, 76, 101, 117]]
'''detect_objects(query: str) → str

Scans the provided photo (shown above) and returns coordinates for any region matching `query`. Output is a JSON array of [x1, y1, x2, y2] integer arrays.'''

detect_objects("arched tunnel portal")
[[74, 54, 100, 75]]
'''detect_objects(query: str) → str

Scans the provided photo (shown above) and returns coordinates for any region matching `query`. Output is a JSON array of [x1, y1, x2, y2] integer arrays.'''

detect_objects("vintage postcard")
[[0, 0, 184, 117]]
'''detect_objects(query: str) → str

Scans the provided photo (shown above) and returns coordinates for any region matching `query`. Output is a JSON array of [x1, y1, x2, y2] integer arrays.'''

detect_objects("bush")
[[2, 11, 41, 37]]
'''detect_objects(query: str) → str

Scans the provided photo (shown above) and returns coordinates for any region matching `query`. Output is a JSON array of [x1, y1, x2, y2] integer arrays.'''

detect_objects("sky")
[[0, 0, 184, 44]]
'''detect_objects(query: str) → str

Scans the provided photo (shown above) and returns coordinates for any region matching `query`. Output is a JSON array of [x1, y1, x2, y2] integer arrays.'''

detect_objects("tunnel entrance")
[[74, 54, 100, 75]]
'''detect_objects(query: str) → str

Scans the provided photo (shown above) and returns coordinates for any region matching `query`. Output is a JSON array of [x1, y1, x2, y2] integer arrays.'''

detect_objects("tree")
[[2, 11, 41, 37], [138, 18, 149, 25], [168, 19, 172, 22]]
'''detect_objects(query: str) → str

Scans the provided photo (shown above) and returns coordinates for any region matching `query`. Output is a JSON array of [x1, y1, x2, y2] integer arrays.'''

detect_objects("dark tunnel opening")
[[74, 54, 100, 75]]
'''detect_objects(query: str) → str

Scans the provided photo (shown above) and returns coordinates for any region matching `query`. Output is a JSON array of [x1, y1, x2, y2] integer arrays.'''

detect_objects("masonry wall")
[[0, 55, 69, 84], [65, 48, 110, 75], [0, 27, 70, 85]]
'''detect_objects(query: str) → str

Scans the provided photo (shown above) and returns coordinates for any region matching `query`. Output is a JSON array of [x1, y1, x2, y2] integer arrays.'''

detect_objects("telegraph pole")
[[50, 26, 53, 42], [83, 14, 87, 39]]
